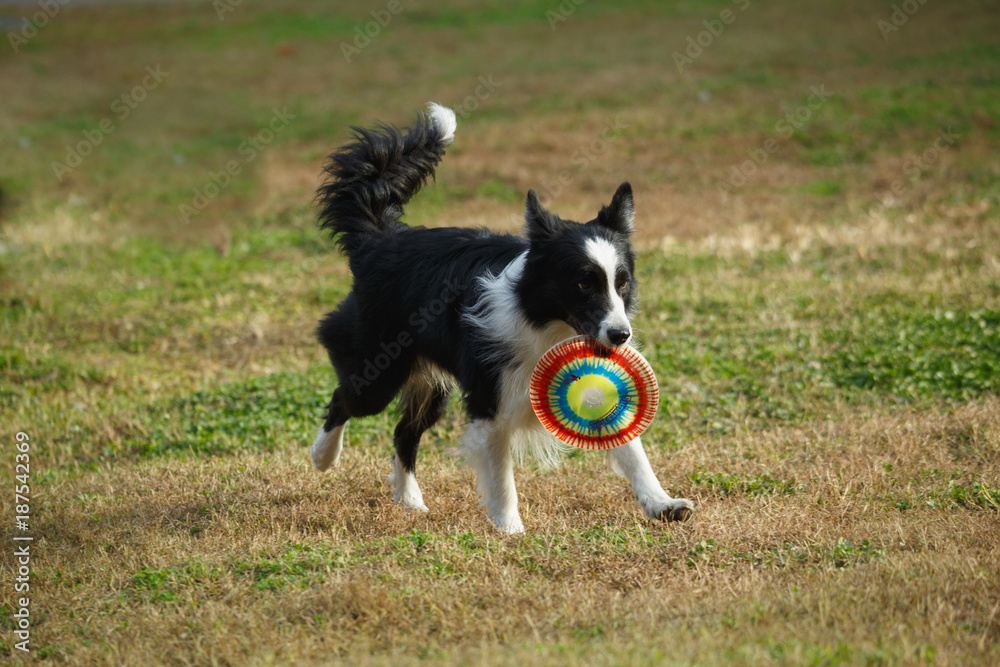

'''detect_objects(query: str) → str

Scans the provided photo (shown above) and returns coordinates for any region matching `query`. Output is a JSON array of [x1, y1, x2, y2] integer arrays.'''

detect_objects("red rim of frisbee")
[[529, 336, 659, 450]]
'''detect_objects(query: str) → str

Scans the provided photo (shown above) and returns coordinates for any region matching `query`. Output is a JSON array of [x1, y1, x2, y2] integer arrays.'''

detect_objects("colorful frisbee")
[[529, 336, 659, 450]]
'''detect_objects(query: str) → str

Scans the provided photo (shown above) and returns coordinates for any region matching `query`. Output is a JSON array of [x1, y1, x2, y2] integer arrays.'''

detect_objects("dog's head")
[[518, 182, 638, 349]]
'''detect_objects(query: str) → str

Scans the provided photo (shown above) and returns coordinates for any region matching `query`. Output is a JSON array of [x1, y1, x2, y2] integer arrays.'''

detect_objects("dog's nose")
[[607, 328, 631, 346]]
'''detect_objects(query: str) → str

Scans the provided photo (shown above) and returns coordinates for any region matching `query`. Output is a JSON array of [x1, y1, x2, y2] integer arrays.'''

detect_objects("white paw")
[[491, 514, 525, 535], [311, 425, 344, 472], [389, 466, 429, 512], [394, 493, 429, 513], [643, 497, 694, 522]]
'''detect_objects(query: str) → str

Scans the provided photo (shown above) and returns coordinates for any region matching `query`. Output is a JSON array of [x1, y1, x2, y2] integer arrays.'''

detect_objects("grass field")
[[2, 0, 999, 664]]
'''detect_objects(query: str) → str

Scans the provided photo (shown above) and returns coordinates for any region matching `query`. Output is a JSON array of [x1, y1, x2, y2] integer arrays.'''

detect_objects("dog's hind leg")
[[312, 364, 414, 471], [389, 369, 451, 511], [311, 388, 351, 471], [313, 299, 412, 471], [607, 437, 694, 522]]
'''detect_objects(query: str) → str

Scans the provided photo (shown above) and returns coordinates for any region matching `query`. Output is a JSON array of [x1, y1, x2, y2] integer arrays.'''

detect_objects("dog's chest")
[[497, 320, 577, 431]]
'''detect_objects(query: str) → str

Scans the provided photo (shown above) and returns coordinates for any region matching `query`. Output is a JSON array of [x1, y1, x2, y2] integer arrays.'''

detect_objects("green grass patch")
[[821, 309, 1000, 401], [692, 538, 886, 570], [125, 370, 337, 458], [799, 179, 844, 196], [689, 471, 802, 497]]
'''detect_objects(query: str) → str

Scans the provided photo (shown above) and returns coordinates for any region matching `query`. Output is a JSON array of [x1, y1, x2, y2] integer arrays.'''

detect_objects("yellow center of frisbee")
[[565, 375, 619, 420]]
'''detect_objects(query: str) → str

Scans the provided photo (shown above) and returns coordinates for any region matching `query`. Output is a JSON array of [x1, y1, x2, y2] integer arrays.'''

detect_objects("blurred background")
[[3, 0, 997, 244]]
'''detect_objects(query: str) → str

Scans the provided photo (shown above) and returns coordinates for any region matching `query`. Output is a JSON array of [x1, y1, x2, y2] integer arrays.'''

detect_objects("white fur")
[[427, 103, 456, 146], [607, 437, 694, 519], [460, 253, 580, 533], [462, 420, 523, 533], [464, 252, 575, 467], [462, 249, 693, 530], [311, 103, 692, 532], [389, 456, 429, 512], [311, 423, 345, 471], [312, 248, 693, 530], [584, 238, 632, 347]]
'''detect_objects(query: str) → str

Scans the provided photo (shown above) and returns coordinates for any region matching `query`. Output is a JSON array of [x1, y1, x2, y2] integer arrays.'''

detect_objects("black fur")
[[315, 107, 638, 475], [315, 109, 451, 257], [518, 187, 637, 340]]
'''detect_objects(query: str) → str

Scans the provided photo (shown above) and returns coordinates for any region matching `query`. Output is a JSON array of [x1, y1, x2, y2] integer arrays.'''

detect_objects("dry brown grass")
[[16, 400, 999, 665]]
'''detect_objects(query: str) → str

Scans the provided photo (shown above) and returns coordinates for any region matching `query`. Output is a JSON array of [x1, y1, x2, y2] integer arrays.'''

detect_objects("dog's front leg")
[[608, 437, 693, 522], [463, 419, 524, 534]]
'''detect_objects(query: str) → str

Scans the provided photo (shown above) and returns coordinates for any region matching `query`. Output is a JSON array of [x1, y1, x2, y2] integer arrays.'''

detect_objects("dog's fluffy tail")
[[316, 103, 457, 256]]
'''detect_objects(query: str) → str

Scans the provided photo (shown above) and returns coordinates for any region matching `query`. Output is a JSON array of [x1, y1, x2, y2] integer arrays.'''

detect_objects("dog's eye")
[[578, 280, 593, 292]]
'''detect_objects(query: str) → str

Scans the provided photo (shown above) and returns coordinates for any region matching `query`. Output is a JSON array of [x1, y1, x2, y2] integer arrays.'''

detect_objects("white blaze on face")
[[584, 238, 631, 347]]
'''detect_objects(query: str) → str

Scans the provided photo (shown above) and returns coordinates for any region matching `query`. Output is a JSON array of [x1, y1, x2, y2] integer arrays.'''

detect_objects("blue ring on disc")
[[529, 336, 660, 450]]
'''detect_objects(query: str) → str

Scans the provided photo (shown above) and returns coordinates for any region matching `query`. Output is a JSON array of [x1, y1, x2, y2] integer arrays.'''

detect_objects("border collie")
[[310, 103, 693, 533]]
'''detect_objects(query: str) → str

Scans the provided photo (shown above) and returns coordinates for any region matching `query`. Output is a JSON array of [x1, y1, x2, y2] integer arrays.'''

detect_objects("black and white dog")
[[310, 103, 693, 533]]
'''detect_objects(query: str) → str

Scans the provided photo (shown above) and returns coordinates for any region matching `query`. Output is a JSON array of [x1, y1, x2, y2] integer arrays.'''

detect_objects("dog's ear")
[[596, 182, 635, 235], [525, 189, 561, 242]]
